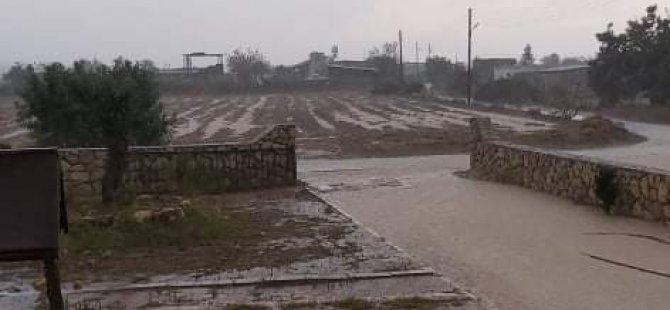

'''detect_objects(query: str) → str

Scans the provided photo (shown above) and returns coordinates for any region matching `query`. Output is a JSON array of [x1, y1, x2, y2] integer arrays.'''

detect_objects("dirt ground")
[[602, 105, 670, 124], [512, 116, 646, 149], [0, 91, 644, 157], [0, 187, 477, 309], [160, 91, 555, 158]]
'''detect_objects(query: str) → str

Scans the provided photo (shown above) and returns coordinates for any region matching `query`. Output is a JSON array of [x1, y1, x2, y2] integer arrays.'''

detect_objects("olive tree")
[[17, 58, 172, 204]]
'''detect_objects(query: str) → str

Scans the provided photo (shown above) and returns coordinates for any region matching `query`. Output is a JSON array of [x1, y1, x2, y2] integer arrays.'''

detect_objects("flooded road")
[[300, 155, 670, 310], [568, 120, 670, 171]]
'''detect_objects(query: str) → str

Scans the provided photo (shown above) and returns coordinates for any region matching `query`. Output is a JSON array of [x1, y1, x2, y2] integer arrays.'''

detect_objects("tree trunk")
[[102, 142, 128, 205]]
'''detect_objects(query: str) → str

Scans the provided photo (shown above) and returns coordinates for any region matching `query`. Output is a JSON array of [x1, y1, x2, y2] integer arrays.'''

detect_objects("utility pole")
[[398, 30, 404, 84], [467, 8, 473, 106], [428, 43, 432, 59], [415, 41, 420, 78]]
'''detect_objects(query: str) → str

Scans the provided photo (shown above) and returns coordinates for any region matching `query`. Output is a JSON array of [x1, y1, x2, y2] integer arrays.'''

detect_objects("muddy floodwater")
[[569, 120, 670, 171], [300, 155, 670, 310]]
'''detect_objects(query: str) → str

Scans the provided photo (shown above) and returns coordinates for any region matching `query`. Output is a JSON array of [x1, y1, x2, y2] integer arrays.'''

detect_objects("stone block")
[[658, 182, 668, 203]]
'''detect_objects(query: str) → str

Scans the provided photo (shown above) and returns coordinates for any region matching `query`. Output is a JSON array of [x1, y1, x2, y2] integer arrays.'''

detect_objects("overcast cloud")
[[0, 0, 664, 70]]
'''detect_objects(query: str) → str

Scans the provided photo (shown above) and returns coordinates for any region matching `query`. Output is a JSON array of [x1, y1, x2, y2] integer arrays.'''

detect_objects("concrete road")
[[568, 120, 670, 171], [299, 155, 670, 310]]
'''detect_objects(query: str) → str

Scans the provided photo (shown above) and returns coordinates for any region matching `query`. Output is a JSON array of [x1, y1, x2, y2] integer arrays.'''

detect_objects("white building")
[[493, 65, 540, 81]]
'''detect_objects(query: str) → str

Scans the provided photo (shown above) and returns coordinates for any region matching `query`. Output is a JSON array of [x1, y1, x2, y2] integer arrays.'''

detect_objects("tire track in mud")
[[381, 97, 465, 129], [166, 92, 548, 156], [309, 93, 471, 157], [176, 96, 248, 143], [291, 95, 335, 136], [173, 99, 219, 140], [249, 95, 295, 137], [368, 96, 464, 130], [203, 95, 267, 140], [411, 99, 553, 132], [386, 97, 550, 132], [303, 96, 335, 131], [338, 96, 410, 130], [291, 94, 343, 157], [172, 98, 225, 138], [326, 95, 409, 131]]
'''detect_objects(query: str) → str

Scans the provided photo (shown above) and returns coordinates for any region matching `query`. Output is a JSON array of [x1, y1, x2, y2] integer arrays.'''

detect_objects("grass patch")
[[59, 193, 351, 281], [61, 207, 249, 253]]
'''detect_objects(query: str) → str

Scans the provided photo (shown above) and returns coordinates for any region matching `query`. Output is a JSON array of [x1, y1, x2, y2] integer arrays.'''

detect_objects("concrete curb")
[[66, 268, 436, 295], [303, 186, 479, 303]]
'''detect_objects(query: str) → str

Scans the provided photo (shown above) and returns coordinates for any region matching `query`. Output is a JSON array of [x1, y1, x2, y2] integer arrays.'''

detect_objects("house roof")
[[327, 64, 377, 72], [536, 65, 590, 73]]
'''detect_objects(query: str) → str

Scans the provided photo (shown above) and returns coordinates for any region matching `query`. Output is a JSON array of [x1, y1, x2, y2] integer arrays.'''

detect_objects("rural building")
[[278, 55, 378, 86], [473, 58, 517, 85], [534, 65, 590, 90], [493, 65, 540, 81], [327, 62, 377, 85], [307, 52, 330, 80], [403, 62, 427, 83]]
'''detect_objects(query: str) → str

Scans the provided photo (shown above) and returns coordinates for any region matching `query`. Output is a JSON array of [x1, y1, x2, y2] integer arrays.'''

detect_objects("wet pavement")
[[300, 155, 670, 310]]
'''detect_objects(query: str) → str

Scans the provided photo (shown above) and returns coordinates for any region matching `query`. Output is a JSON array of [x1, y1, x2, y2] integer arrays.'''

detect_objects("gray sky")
[[0, 0, 663, 70]]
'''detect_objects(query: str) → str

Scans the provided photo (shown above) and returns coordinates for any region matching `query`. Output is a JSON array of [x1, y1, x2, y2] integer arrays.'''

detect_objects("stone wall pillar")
[[469, 117, 493, 143]]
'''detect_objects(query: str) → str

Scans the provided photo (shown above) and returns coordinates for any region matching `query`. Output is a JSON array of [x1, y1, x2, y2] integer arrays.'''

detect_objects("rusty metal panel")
[[0, 149, 60, 254]]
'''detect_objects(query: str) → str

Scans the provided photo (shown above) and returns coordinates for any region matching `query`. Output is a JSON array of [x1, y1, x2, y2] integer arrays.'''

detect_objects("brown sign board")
[[0, 149, 62, 258]]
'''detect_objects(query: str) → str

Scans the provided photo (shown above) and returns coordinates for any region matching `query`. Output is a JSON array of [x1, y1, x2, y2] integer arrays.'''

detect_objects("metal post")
[[467, 8, 473, 106], [415, 41, 420, 79], [44, 257, 64, 309]]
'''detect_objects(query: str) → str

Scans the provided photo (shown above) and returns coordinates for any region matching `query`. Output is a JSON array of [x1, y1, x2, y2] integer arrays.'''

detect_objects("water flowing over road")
[[568, 120, 670, 171], [299, 155, 670, 310]]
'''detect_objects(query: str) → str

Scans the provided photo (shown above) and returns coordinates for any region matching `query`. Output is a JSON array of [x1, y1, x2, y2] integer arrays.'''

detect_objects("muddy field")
[[163, 91, 554, 157], [2, 91, 643, 157]]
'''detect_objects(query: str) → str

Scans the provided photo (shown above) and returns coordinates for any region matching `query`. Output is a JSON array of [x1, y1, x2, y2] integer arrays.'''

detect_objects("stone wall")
[[471, 141, 670, 224], [60, 125, 296, 197]]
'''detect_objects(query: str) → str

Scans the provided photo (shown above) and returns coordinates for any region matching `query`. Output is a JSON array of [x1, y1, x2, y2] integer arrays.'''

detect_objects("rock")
[[86, 259, 96, 268], [80, 215, 115, 227], [179, 199, 192, 209], [153, 207, 185, 223], [133, 210, 153, 223], [135, 194, 155, 203], [101, 250, 112, 258], [70, 171, 89, 182], [658, 183, 668, 203], [640, 177, 650, 198]]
